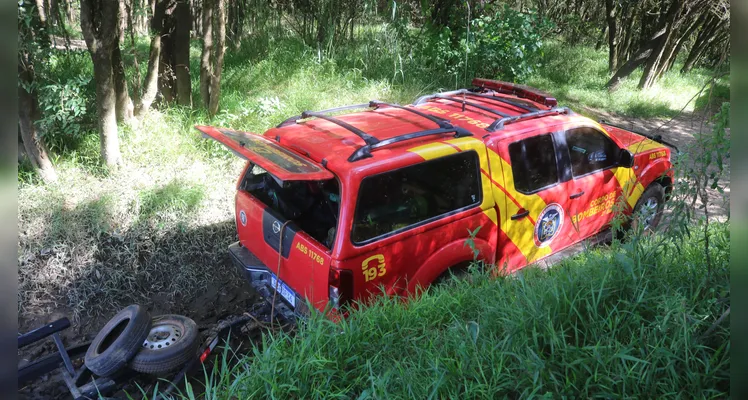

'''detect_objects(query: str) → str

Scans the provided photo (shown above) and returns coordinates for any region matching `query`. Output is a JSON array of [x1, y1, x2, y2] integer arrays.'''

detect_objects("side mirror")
[[618, 149, 634, 168]]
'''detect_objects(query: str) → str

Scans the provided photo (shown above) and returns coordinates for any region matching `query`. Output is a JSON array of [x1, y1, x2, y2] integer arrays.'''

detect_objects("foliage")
[[468, 6, 549, 81], [185, 222, 729, 398]]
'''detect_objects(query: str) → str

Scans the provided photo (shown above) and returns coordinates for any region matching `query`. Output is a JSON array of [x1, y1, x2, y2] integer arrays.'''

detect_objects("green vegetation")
[[17, 23, 723, 322], [190, 223, 729, 399]]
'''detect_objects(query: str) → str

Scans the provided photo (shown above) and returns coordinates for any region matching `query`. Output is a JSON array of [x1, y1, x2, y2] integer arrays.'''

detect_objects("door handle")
[[570, 190, 585, 199], [511, 209, 530, 220]]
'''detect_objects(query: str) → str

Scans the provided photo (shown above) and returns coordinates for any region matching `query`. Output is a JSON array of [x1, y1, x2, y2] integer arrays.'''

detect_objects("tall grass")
[[187, 223, 729, 399]]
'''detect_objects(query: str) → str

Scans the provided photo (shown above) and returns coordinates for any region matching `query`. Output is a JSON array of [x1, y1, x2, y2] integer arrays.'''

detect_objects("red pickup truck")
[[198, 78, 675, 319]]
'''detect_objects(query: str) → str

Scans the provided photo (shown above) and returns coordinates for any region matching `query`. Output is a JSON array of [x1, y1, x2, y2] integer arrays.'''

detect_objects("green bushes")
[[192, 223, 729, 399]]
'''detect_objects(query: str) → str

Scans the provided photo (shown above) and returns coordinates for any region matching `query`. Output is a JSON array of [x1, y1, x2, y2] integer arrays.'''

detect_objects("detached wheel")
[[85, 305, 152, 377], [632, 182, 665, 232], [129, 315, 199, 375]]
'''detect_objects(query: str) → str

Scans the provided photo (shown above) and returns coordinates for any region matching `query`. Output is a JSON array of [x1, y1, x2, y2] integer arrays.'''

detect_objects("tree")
[[18, 0, 57, 182], [134, 0, 167, 116], [199, 0, 226, 116], [80, 0, 122, 166], [158, 0, 192, 106]]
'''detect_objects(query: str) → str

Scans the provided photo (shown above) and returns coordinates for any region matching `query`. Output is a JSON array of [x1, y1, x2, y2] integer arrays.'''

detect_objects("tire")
[[632, 182, 666, 232], [84, 305, 152, 377], [129, 314, 199, 375]]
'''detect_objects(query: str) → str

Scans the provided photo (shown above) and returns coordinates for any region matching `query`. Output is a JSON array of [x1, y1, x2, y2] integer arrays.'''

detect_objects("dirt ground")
[[17, 107, 730, 399]]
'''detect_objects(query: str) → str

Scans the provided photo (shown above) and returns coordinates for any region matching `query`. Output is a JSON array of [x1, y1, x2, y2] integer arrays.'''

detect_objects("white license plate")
[[269, 274, 296, 308]]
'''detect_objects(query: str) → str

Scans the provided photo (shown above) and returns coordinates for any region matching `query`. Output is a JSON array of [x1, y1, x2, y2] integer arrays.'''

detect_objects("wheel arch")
[[404, 237, 494, 295]]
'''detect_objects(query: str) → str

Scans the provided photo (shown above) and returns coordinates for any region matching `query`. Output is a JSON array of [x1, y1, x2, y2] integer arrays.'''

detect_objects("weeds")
[[186, 223, 729, 398]]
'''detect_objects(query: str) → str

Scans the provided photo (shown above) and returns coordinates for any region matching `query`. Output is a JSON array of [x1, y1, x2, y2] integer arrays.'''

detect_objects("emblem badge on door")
[[239, 210, 247, 226], [272, 220, 282, 234], [534, 203, 563, 247]]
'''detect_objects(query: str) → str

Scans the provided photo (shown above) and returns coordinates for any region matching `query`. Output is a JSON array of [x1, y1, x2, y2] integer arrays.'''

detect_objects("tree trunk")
[[174, 0, 192, 106], [158, 0, 178, 103], [638, 0, 682, 89], [92, 51, 122, 166], [81, 0, 122, 167], [199, 0, 213, 109], [605, 0, 617, 72], [681, 16, 721, 74], [112, 45, 135, 121], [208, 0, 225, 116], [18, 1, 57, 182], [605, 26, 667, 91], [665, 17, 703, 73], [135, 0, 166, 116]]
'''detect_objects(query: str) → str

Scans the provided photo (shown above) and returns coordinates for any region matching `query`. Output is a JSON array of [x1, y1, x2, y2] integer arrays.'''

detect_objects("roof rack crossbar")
[[369, 101, 452, 128], [413, 92, 512, 118], [301, 111, 381, 145], [348, 127, 472, 162], [487, 107, 571, 132], [276, 103, 371, 128], [463, 91, 539, 113]]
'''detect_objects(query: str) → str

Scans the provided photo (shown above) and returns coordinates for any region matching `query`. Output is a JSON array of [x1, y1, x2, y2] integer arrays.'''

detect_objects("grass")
[[187, 223, 729, 399], [18, 25, 725, 327], [526, 42, 715, 118]]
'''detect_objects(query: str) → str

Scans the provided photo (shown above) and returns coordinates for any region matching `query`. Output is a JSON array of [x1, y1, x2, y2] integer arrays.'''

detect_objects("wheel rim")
[[142, 322, 182, 350], [639, 197, 659, 230]]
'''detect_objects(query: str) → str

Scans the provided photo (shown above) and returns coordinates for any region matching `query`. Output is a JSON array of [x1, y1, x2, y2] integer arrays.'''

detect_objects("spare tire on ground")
[[129, 314, 199, 375], [84, 304, 152, 377]]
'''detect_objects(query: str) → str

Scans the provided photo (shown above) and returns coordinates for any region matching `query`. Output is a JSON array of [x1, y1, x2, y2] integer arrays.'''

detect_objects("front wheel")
[[632, 182, 665, 232]]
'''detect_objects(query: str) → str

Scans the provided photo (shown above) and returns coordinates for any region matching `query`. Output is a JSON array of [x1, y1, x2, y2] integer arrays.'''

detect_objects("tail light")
[[472, 78, 558, 107], [328, 269, 353, 310]]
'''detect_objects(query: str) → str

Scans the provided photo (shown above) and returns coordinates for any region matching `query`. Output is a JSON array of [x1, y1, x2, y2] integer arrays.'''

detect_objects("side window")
[[508, 134, 559, 194], [565, 128, 619, 177], [351, 151, 482, 244]]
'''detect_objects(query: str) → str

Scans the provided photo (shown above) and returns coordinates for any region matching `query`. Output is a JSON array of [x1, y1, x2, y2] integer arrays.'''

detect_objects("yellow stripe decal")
[[613, 167, 645, 208], [627, 139, 663, 154], [407, 142, 458, 160], [487, 147, 551, 263]]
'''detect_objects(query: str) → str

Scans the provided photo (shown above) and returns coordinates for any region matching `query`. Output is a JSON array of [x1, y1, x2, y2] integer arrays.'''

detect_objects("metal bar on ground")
[[52, 333, 76, 375], [18, 318, 71, 349]]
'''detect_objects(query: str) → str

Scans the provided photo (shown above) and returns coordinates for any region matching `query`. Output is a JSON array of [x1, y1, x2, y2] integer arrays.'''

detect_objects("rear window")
[[239, 164, 340, 249], [351, 151, 482, 244]]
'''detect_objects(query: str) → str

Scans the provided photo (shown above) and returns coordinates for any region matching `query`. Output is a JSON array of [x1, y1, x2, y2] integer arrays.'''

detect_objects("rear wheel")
[[632, 182, 665, 233]]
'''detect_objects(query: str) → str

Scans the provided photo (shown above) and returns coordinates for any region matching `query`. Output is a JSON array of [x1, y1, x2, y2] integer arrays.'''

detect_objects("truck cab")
[[198, 78, 674, 319]]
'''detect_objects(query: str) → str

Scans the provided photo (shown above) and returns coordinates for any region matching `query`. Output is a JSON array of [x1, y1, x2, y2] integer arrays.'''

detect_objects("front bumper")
[[228, 241, 310, 320]]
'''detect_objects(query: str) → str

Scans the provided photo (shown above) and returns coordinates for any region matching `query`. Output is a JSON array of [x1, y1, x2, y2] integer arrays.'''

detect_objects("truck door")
[[488, 130, 578, 272], [337, 137, 498, 302], [559, 126, 623, 241]]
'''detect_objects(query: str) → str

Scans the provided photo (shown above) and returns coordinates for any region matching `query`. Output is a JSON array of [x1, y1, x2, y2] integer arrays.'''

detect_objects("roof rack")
[[416, 89, 538, 113], [348, 126, 472, 162], [413, 92, 511, 118], [472, 78, 558, 107], [275, 101, 472, 162], [487, 107, 572, 132]]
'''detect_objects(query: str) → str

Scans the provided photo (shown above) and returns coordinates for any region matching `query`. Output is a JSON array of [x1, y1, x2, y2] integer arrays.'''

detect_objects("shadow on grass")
[[19, 191, 257, 333]]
